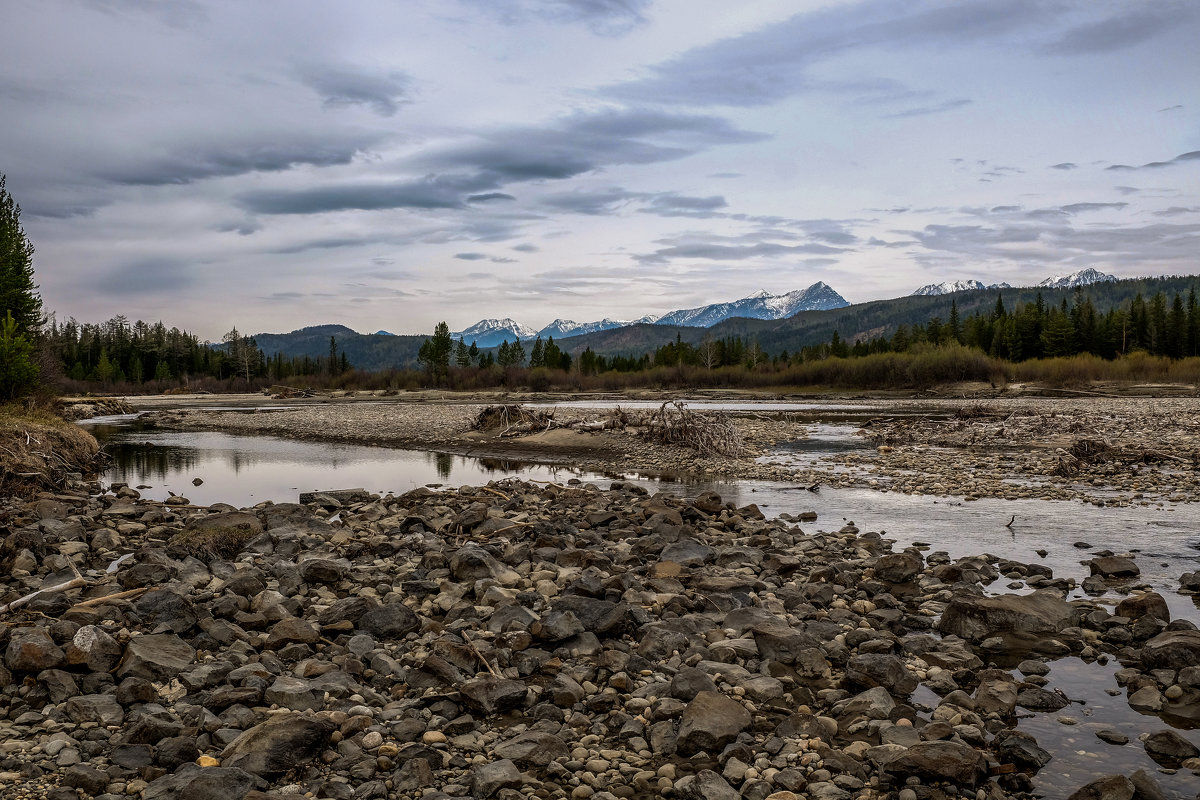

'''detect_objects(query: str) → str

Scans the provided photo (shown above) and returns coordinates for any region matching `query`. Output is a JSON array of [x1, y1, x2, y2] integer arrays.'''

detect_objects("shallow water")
[[83, 409, 1200, 796]]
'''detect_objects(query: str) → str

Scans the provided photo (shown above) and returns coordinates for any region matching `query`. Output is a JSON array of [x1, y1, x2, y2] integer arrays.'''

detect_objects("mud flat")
[[2, 477, 1199, 800]]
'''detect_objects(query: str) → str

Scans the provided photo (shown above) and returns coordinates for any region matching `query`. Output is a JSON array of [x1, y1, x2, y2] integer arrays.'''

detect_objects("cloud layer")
[[0, 0, 1196, 336]]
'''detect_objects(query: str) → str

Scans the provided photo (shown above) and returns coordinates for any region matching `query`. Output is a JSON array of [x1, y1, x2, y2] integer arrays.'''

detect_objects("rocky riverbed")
[[2, 477, 1199, 800], [141, 397, 1200, 506]]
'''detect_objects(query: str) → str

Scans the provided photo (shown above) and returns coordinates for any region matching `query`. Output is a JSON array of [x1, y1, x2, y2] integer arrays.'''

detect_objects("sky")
[[1, 0, 1198, 340]]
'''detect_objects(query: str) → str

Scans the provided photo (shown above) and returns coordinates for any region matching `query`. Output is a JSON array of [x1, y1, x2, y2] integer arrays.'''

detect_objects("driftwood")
[[1055, 437, 1195, 477], [642, 401, 745, 458]]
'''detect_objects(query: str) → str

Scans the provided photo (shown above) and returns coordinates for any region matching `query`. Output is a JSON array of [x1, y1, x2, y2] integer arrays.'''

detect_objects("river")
[[80, 405, 1200, 797]]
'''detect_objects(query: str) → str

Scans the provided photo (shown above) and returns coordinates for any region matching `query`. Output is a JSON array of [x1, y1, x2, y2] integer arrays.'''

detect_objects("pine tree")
[[455, 339, 470, 367], [0, 311, 38, 399], [529, 337, 545, 368], [0, 175, 42, 335]]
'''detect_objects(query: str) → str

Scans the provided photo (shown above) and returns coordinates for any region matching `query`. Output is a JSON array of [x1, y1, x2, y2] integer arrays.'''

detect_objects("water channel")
[[80, 404, 1200, 797]]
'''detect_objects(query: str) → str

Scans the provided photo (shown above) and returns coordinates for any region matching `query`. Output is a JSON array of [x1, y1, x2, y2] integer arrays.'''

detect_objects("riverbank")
[[1, 478, 1196, 800], [137, 396, 1200, 506], [0, 404, 100, 500]]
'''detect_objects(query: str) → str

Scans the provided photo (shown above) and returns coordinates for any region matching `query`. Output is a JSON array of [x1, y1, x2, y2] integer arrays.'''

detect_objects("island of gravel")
[[141, 395, 1200, 505], [2, 472, 1199, 800]]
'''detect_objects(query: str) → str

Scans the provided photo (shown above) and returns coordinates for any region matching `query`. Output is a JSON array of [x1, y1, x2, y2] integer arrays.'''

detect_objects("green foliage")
[[0, 175, 42, 335], [0, 311, 39, 400]]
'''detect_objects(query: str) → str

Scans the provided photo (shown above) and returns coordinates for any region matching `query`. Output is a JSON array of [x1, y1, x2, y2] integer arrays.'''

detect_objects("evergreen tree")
[[529, 336, 545, 368], [454, 338, 470, 367], [0, 175, 42, 335], [430, 322, 453, 381], [0, 311, 38, 399], [468, 341, 480, 364]]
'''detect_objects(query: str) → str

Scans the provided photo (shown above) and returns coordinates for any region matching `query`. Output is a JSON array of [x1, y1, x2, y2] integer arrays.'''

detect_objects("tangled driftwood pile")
[[471, 401, 745, 457], [1054, 437, 1194, 477]]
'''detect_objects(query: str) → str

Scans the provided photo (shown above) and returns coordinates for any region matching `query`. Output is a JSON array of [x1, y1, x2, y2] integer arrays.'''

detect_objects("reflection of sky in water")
[[85, 413, 1200, 792]]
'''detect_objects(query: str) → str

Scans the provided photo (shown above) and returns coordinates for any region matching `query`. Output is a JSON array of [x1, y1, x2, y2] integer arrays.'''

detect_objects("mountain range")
[[451, 282, 849, 347], [912, 268, 1114, 296], [248, 273, 1199, 371]]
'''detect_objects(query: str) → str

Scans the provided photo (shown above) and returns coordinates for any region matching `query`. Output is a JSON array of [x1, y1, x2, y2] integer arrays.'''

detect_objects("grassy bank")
[[0, 401, 101, 498]]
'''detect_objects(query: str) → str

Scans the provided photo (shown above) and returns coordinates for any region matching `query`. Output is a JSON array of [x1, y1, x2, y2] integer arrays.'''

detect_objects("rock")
[[459, 676, 527, 715], [675, 769, 740, 800], [1087, 556, 1140, 578], [973, 679, 1018, 716], [992, 729, 1051, 769], [264, 676, 323, 711], [143, 762, 256, 800], [65, 624, 123, 672], [937, 590, 1077, 641], [1142, 729, 1200, 766], [357, 603, 420, 639], [65, 694, 125, 726], [873, 552, 923, 583], [492, 731, 569, 768], [117, 633, 196, 681], [1129, 769, 1168, 800], [471, 758, 522, 798], [1065, 774, 1134, 800], [298, 557, 347, 585], [676, 691, 752, 756], [845, 654, 917, 697], [669, 667, 719, 701], [1141, 630, 1200, 671], [219, 713, 336, 778], [1017, 685, 1070, 711], [1096, 729, 1129, 745], [265, 616, 320, 649], [61, 764, 109, 796], [1115, 592, 1170, 623], [883, 741, 988, 787], [132, 589, 199, 633], [5, 627, 65, 671]]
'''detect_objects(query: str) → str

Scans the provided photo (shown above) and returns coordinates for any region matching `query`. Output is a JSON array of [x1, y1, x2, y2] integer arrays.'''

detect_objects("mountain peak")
[[1036, 268, 1116, 289]]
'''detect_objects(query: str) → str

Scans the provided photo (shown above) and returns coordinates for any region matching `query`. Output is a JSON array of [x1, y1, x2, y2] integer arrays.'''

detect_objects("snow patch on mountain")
[[451, 318, 539, 348], [656, 282, 849, 327]]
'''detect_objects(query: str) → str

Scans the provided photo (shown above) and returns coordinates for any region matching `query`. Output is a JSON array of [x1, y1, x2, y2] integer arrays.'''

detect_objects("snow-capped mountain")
[[451, 318, 539, 348], [537, 318, 629, 339], [656, 282, 849, 328], [912, 280, 1012, 296], [1036, 268, 1116, 289], [912, 269, 1116, 296]]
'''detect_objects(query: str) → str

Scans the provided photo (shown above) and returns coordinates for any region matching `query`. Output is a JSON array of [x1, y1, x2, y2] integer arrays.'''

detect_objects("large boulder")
[[219, 713, 335, 778], [1066, 775, 1134, 800], [845, 654, 917, 697], [65, 625, 123, 672], [492, 731, 569, 768], [5, 627, 65, 672], [1141, 630, 1200, 671], [1115, 592, 1170, 623], [1142, 729, 1200, 767], [937, 590, 1077, 641], [143, 763, 256, 800], [459, 676, 527, 715], [117, 634, 196, 681], [676, 691, 752, 756], [873, 552, 924, 583], [884, 741, 989, 786]]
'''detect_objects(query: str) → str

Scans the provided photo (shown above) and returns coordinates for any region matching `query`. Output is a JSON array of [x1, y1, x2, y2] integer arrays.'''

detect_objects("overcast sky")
[[2, 0, 1198, 339]]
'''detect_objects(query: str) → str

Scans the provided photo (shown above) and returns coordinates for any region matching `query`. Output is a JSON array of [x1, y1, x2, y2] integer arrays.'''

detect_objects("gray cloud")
[[467, 0, 651, 34], [1154, 206, 1200, 216], [241, 109, 763, 215], [883, 98, 971, 118], [454, 252, 489, 260], [1107, 150, 1200, 171], [96, 257, 198, 294], [1159, 104, 1183, 112], [1042, 3, 1192, 55], [301, 67, 413, 117], [639, 193, 728, 218], [99, 134, 378, 186], [604, 0, 1063, 107], [80, 0, 207, 28], [512, 243, 539, 252], [542, 188, 642, 215], [467, 192, 516, 203], [637, 240, 849, 265], [1050, 162, 1077, 170], [239, 173, 490, 214], [1060, 202, 1128, 213]]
